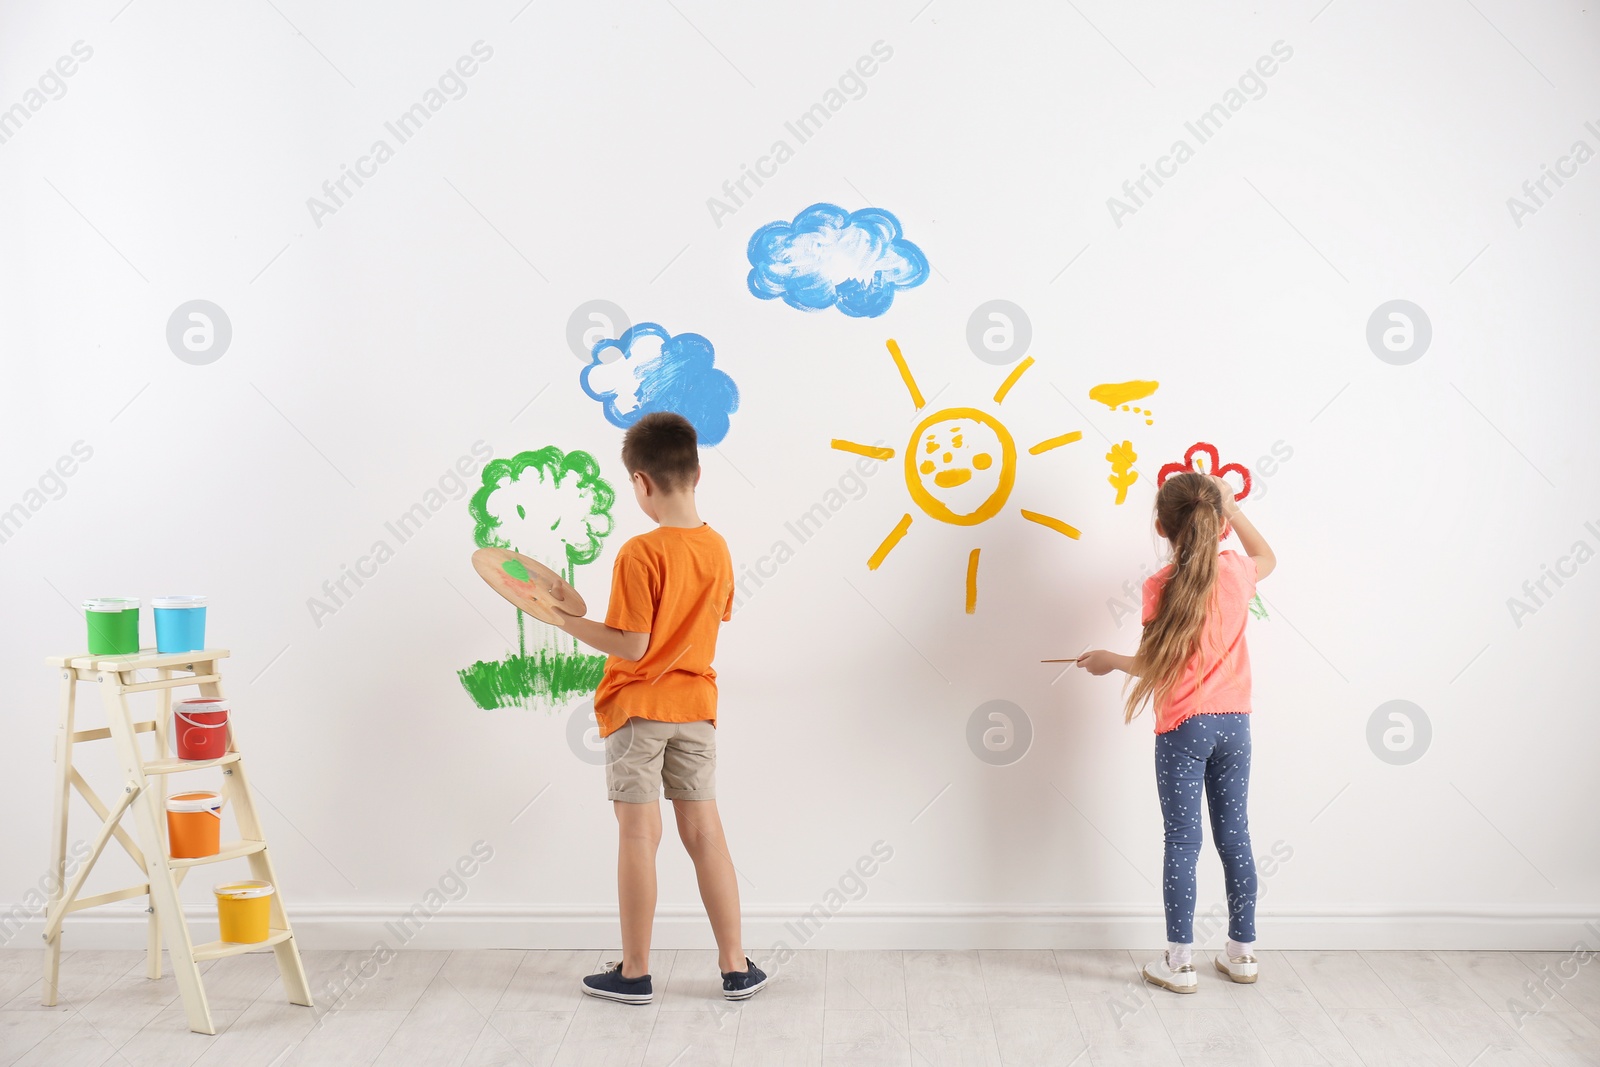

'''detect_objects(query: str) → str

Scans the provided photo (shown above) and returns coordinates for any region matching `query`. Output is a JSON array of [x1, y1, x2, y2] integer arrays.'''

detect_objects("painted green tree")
[[458, 446, 616, 710]]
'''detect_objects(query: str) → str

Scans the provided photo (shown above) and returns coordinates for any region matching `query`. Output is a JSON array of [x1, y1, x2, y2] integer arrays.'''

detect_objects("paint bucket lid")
[[167, 791, 222, 813], [214, 880, 273, 900], [153, 595, 207, 609], [177, 698, 229, 713], [84, 597, 139, 612]]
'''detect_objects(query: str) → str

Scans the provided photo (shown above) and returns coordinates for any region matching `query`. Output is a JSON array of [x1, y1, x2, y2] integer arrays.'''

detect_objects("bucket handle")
[[167, 806, 223, 819], [175, 710, 228, 729], [168, 797, 225, 819]]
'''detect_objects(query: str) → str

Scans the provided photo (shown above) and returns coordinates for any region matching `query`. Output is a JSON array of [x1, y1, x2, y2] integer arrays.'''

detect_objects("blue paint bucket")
[[153, 596, 207, 653]]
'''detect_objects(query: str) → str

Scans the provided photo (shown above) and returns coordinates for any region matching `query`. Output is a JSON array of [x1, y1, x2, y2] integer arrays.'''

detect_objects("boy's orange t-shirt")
[[1141, 550, 1257, 734], [592, 523, 734, 738]]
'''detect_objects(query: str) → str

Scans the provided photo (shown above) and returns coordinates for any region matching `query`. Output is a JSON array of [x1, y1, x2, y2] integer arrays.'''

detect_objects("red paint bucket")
[[175, 698, 229, 760]]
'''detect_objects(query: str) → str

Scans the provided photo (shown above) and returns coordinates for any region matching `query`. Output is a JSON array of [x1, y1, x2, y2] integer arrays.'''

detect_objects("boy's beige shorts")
[[604, 718, 717, 803]]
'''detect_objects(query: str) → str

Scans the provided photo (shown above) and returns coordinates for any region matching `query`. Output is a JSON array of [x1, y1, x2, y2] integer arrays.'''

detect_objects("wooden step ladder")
[[41, 647, 312, 1035]]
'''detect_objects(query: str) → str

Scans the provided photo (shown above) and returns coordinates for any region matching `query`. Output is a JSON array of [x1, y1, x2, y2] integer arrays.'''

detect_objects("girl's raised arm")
[[1215, 476, 1275, 580]]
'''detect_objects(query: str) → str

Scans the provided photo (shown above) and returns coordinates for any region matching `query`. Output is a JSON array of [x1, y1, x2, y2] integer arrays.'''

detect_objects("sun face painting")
[[906, 407, 1014, 524], [832, 340, 1084, 613]]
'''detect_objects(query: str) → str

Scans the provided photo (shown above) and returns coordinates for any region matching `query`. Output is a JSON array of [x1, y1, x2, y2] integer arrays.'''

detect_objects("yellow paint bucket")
[[214, 880, 273, 943]]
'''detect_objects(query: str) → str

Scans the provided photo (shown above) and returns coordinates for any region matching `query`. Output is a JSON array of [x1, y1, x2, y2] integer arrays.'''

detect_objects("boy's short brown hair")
[[621, 412, 699, 491]]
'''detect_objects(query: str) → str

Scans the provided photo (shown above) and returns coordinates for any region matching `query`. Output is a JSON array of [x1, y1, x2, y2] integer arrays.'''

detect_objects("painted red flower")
[[1157, 442, 1251, 501]]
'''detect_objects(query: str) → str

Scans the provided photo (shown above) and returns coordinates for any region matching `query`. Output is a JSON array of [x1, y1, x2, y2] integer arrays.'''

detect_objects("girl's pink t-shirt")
[[1141, 550, 1257, 734]]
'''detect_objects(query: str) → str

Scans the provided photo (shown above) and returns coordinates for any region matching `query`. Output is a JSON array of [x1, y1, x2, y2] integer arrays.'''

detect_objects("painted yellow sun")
[[831, 339, 1084, 613]]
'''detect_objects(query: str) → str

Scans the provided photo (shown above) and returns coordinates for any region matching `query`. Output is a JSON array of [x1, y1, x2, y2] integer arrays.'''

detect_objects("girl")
[[1077, 471, 1276, 994]]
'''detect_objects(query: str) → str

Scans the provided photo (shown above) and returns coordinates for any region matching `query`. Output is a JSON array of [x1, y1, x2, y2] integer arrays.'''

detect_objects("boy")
[[550, 411, 766, 1004]]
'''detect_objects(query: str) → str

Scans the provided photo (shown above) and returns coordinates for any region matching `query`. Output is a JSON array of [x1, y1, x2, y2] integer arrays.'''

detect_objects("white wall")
[[3, 0, 1597, 953]]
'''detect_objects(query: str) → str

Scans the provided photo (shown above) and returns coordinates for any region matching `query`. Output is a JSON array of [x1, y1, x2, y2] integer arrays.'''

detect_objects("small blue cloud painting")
[[747, 203, 929, 318], [580, 324, 740, 446]]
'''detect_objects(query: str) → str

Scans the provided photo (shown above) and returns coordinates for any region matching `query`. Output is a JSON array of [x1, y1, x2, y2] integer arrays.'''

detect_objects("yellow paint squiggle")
[[1089, 380, 1159, 408], [1106, 440, 1138, 505]]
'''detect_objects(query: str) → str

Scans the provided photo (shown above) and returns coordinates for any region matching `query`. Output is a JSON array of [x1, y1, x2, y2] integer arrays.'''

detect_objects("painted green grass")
[[458, 648, 606, 710]]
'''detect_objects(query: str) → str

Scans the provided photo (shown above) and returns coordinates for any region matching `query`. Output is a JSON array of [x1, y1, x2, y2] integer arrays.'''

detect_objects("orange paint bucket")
[[214, 881, 273, 943], [166, 791, 222, 858]]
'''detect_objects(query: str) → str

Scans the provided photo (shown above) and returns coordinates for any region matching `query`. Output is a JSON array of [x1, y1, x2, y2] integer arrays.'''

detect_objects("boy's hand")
[[1076, 650, 1117, 676], [545, 574, 583, 621]]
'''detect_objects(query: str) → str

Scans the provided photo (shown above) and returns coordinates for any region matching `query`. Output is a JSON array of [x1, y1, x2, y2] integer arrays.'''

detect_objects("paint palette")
[[471, 548, 587, 626]]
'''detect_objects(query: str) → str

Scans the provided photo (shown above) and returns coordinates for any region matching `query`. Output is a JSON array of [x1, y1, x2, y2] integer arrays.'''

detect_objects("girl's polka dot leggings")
[[1155, 713, 1258, 945]]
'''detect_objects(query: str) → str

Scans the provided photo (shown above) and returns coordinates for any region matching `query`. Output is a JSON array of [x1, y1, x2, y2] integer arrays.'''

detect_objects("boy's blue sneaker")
[[581, 962, 653, 1004], [721, 957, 768, 1001]]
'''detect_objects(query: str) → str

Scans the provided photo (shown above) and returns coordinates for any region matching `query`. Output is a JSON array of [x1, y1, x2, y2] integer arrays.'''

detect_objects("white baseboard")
[[5, 904, 1596, 952]]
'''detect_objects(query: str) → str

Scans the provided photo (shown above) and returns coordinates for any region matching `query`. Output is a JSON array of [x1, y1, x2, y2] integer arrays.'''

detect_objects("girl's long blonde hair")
[[1124, 472, 1224, 723]]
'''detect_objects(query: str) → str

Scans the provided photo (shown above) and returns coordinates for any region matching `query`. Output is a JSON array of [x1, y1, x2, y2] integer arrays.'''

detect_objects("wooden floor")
[[1, 947, 1596, 1065]]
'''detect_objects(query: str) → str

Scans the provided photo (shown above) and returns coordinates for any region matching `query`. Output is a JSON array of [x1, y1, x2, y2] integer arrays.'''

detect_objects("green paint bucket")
[[84, 597, 140, 655]]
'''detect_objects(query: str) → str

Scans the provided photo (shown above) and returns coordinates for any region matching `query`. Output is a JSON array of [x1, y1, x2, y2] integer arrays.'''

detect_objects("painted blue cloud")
[[579, 323, 740, 446], [747, 203, 929, 318]]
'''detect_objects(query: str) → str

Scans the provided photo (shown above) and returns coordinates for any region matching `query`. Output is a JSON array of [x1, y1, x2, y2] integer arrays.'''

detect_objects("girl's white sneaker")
[[1214, 951, 1258, 984], [1142, 952, 1198, 994]]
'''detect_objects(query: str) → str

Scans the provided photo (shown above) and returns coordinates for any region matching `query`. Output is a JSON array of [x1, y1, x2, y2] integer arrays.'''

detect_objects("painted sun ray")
[[965, 548, 980, 614], [1028, 430, 1083, 455], [868, 513, 914, 570], [885, 339, 926, 410], [832, 439, 895, 461], [1019, 509, 1081, 540], [992, 355, 1036, 404]]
